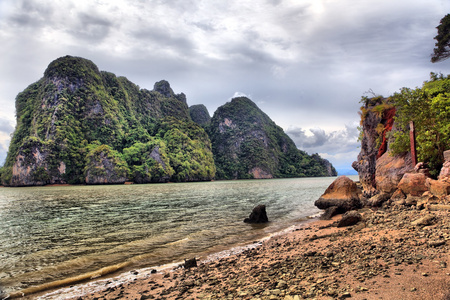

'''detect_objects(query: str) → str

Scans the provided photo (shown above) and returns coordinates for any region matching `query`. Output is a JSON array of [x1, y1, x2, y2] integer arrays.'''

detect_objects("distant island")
[[0, 56, 336, 186]]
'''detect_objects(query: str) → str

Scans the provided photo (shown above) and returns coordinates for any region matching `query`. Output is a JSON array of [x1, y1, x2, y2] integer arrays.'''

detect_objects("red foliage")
[[377, 107, 396, 159]]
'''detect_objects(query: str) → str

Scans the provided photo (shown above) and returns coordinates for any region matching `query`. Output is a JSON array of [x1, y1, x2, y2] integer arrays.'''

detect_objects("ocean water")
[[0, 177, 339, 295]]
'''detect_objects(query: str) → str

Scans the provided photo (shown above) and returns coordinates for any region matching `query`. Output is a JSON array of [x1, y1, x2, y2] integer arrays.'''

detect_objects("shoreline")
[[20, 205, 450, 299], [6, 215, 319, 299]]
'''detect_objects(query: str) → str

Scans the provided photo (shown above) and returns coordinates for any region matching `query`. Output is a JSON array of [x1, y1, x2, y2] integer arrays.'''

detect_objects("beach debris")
[[183, 257, 198, 269], [337, 210, 362, 227], [244, 204, 269, 223]]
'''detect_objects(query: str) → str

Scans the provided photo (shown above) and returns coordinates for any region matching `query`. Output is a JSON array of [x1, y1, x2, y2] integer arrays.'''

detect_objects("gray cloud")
[[286, 125, 359, 155], [67, 12, 113, 43], [0, 0, 449, 172], [0, 119, 14, 134], [0, 118, 13, 167], [8, 0, 55, 28]]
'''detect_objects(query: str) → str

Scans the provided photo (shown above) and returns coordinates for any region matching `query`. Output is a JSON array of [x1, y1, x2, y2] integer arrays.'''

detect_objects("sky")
[[0, 0, 449, 175]]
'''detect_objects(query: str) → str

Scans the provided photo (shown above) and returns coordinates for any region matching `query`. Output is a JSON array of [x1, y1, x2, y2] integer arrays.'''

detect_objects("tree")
[[431, 14, 450, 63]]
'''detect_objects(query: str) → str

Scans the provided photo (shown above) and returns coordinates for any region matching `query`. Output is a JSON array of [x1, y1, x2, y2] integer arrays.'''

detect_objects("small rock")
[[277, 280, 288, 289], [411, 214, 435, 226], [184, 258, 197, 269], [337, 210, 362, 227], [428, 240, 446, 247], [321, 206, 339, 220]]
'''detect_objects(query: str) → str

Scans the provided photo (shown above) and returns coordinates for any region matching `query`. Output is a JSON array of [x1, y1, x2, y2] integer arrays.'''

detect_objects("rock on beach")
[[314, 176, 362, 213]]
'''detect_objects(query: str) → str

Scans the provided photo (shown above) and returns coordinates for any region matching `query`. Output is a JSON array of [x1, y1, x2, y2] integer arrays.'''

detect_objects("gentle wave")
[[0, 177, 341, 297]]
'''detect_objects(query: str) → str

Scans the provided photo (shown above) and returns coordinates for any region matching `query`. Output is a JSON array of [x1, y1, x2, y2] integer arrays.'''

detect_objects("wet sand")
[[28, 204, 450, 300]]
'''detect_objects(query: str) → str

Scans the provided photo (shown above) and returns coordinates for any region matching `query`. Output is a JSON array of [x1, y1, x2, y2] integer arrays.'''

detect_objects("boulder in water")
[[244, 204, 269, 223]]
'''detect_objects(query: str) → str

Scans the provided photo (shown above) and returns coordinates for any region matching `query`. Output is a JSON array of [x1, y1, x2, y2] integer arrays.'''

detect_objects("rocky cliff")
[[189, 104, 211, 126], [208, 97, 336, 179], [1, 55, 336, 186], [1, 56, 215, 186], [352, 96, 412, 197]]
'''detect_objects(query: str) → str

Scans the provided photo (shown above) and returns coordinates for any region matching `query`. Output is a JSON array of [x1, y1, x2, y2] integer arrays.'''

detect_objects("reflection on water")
[[0, 177, 337, 294]]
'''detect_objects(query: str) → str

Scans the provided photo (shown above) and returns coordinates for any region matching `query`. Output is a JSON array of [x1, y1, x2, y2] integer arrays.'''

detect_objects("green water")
[[0, 177, 337, 295]]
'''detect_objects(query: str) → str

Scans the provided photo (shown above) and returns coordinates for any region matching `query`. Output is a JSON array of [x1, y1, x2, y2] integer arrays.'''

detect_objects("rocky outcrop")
[[209, 97, 336, 180], [426, 178, 450, 197], [2, 55, 335, 186], [1, 56, 214, 186], [315, 176, 362, 213], [8, 138, 67, 186], [352, 97, 396, 197], [397, 173, 428, 197], [189, 104, 211, 126], [375, 152, 413, 194], [244, 204, 269, 223], [85, 145, 128, 185], [249, 167, 273, 179], [439, 150, 450, 180]]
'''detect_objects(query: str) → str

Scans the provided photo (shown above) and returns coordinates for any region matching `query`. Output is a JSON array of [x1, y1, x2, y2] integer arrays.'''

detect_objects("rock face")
[[439, 150, 450, 180], [85, 145, 128, 184], [189, 104, 211, 126], [209, 97, 337, 180], [1, 56, 214, 186], [352, 97, 396, 197], [244, 204, 269, 223], [375, 152, 413, 194], [426, 178, 450, 197], [315, 176, 362, 213], [397, 173, 428, 196]]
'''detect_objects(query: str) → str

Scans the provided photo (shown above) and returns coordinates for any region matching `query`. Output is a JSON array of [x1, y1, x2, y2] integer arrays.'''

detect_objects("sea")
[[0, 176, 348, 297]]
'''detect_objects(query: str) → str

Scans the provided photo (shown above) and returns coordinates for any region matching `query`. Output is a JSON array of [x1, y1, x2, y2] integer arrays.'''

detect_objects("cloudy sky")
[[0, 0, 449, 174]]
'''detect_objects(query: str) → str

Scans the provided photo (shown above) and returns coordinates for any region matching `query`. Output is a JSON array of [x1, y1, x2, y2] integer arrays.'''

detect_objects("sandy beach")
[[28, 203, 450, 300]]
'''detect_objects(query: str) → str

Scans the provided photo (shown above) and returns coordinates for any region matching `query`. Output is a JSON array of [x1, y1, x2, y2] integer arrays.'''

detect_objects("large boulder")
[[375, 152, 413, 194], [426, 178, 450, 197], [244, 204, 269, 223], [397, 173, 428, 196], [314, 176, 362, 213]]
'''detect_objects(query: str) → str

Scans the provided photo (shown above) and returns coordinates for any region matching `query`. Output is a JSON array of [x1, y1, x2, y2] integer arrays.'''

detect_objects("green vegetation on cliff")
[[388, 73, 450, 177], [209, 97, 336, 179], [1, 56, 215, 186], [1, 55, 335, 186], [357, 73, 450, 178]]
